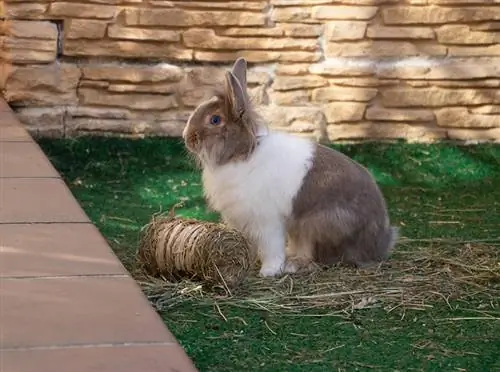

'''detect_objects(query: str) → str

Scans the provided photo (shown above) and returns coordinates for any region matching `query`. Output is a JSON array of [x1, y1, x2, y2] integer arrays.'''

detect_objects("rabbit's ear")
[[224, 71, 248, 118], [231, 57, 248, 90]]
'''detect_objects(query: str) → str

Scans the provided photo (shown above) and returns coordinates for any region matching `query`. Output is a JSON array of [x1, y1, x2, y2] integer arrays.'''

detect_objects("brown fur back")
[[288, 145, 396, 267]]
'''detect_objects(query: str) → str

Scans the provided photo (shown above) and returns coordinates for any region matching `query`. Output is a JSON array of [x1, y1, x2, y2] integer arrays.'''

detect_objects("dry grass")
[[136, 237, 499, 316], [136, 209, 254, 290]]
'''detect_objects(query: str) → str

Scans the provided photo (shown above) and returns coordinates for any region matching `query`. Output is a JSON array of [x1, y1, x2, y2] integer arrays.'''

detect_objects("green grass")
[[38, 137, 500, 372]]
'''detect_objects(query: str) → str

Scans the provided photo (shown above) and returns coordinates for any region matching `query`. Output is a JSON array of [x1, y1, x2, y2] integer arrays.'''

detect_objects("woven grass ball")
[[137, 214, 254, 289]]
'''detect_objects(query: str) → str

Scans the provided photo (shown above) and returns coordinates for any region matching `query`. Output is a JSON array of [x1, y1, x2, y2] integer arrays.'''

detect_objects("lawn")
[[38, 137, 500, 372]]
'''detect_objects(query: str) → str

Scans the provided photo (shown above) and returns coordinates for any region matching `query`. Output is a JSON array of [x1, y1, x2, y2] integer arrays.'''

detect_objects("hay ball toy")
[[137, 212, 254, 289]]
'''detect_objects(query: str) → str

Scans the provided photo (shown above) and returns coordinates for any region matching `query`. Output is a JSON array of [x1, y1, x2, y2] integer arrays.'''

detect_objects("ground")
[[38, 137, 499, 372]]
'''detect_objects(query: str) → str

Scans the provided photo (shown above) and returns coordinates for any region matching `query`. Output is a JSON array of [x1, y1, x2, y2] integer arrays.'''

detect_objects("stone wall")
[[1, 0, 499, 142]]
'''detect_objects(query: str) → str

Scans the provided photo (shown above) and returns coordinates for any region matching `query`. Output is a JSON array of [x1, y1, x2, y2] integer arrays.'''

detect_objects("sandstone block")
[[183, 29, 318, 51], [312, 6, 378, 20], [125, 8, 266, 27], [272, 0, 401, 4], [272, 76, 327, 91], [333, 78, 394, 87], [447, 128, 500, 143], [107, 83, 178, 94], [367, 26, 435, 39], [82, 63, 184, 83], [49, 2, 117, 19], [15, 107, 66, 138], [275, 64, 311, 75], [261, 106, 326, 129], [65, 19, 107, 39], [63, 40, 193, 60], [221, 28, 283, 37], [108, 25, 180, 42], [5, 64, 80, 106], [470, 105, 500, 114], [271, 7, 312, 23], [436, 25, 500, 44], [79, 80, 109, 89], [309, 62, 375, 76], [271, 0, 333, 5], [8, 21, 57, 40], [435, 108, 500, 128], [247, 69, 272, 85], [194, 50, 321, 63], [2, 37, 57, 63], [447, 45, 500, 57], [326, 41, 446, 57], [383, 6, 500, 24], [5, 4, 47, 18], [248, 85, 268, 105], [269, 90, 310, 105], [430, 80, 500, 88], [365, 107, 435, 122], [327, 123, 446, 142], [65, 118, 152, 136], [429, 0, 500, 4], [282, 24, 323, 37], [79, 88, 178, 110], [312, 87, 378, 102], [473, 22, 500, 31], [67, 106, 133, 120], [325, 21, 367, 41], [179, 66, 223, 107], [381, 87, 500, 107], [170, 1, 268, 10], [377, 58, 500, 79], [324, 102, 365, 123]]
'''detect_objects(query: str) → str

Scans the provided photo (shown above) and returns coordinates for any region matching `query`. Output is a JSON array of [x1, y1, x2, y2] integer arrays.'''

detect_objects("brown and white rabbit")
[[182, 58, 398, 277]]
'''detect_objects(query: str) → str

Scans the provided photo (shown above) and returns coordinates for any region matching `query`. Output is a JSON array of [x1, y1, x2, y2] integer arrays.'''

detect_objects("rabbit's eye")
[[209, 115, 222, 126]]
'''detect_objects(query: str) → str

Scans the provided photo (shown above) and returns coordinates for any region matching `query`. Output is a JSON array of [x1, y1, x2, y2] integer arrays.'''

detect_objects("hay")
[[136, 210, 254, 290], [138, 238, 500, 315]]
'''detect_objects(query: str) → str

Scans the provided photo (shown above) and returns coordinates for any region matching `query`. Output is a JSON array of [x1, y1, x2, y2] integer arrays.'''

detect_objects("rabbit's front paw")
[[259, 260, 284, 277]]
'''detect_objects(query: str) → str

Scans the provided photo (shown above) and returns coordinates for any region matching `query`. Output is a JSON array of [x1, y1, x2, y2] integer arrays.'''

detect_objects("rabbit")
[[182, 57, 398, 277]]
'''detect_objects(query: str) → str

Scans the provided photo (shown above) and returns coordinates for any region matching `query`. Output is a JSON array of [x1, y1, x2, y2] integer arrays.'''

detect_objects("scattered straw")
[[136, 208, 254, 290], [137, 238, 499, 315]]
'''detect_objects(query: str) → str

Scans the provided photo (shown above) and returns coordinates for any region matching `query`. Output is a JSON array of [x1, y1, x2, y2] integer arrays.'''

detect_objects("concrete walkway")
[[0, 99, 198, 371]]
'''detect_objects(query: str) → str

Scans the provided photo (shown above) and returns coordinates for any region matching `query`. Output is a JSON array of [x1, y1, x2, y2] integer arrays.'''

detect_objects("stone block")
[[78, 88, 178, 110], [82, 64, 184, 83], [326, 41, 446, 57], [324, 102, 366, 123], [272, 76, 327, 91], [436, 25, 500, 44], [435, 108, 500, 128], [367, 26, 435, 39], [5, 63, 80, 105], [183, 29, 318, 51], [312, 87, 378, 102], [49, 2, 118, 19], [65, 19, 107, 39], [325, 21, 367, 41], [269, 90, 310, 105], [63, 40, 193, 60], [381, 87, 500, 107], [108, 25, 181, 42], [312, 6, 378, 20], [125, 8, 266, 27], [383, 6, 500, 24], [365, 107, 435, 121], [5, 4, 48, 18]]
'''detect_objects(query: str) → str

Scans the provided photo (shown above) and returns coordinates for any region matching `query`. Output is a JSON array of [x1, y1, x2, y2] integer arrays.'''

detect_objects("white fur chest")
[[201, 131, 315, 235]]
